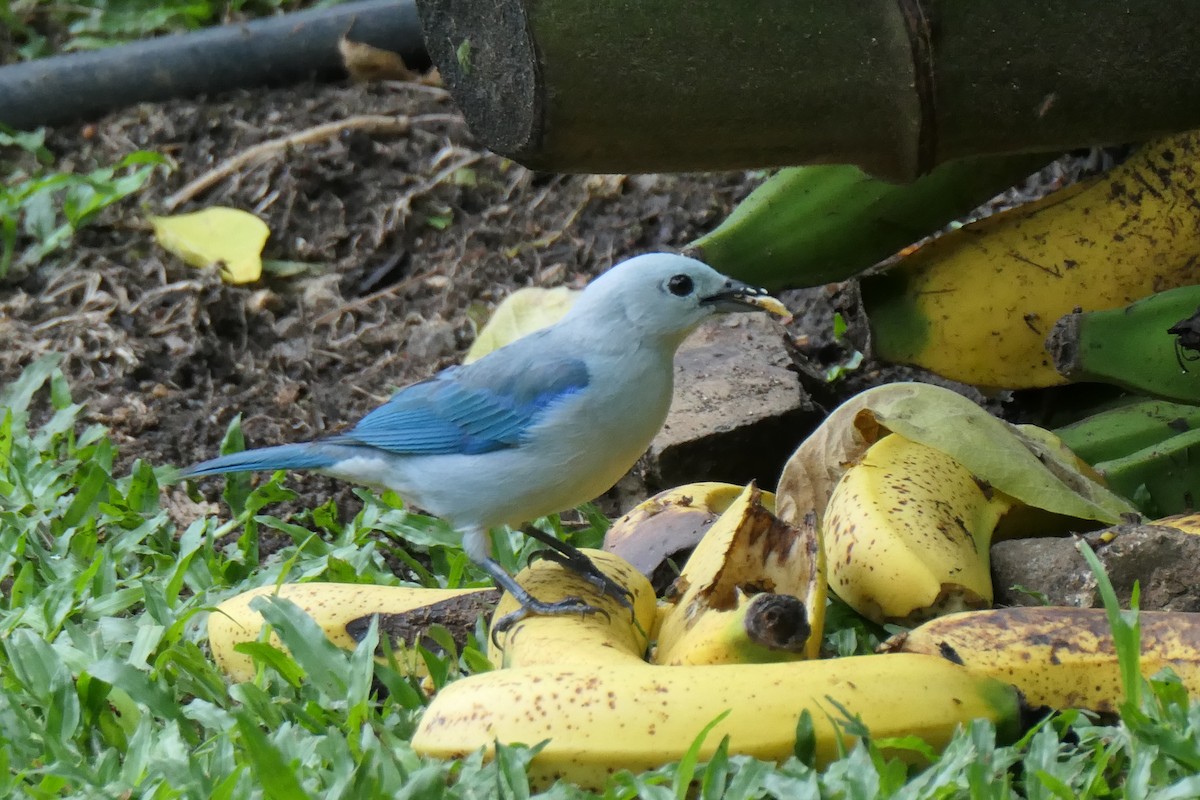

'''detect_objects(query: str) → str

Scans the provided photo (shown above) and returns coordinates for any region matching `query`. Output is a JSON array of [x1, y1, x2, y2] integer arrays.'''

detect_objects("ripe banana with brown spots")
[[652, 483, 825, 664], [884, 606, 1200, 713], [208, 583, 496, 682], [822, 432, 1014, 625], [416, 552, 1022, 791], [487, 549, 656, 668], [864, 129, 1200, 389]]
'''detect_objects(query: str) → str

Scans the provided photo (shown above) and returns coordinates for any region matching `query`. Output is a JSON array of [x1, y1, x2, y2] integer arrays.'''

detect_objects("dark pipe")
[[0, 0, 427, 131]]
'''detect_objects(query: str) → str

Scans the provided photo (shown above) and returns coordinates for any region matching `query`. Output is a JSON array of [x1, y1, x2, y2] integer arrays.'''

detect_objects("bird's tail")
[[180, 442, 341, 478]]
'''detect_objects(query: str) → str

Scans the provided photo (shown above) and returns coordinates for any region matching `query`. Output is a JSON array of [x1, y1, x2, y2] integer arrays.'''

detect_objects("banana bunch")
[[884, 607, 1200, 713], [777, 382, 1134, 625], [1053, 397, 1200, 516], [686, 153, 1050, 290], [208, 583, 497, 682], [413, 542, 1022, 789], [863, 129, 1200, 389]]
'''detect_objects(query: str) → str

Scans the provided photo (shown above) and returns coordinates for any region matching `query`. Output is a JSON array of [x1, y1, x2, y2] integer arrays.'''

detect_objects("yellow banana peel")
[[208, 583, 496, 682], [885, 606, 1200, 712], [653, 483, 825, 664], [487, 550, 657, 668], [602, 481, 744, 577]]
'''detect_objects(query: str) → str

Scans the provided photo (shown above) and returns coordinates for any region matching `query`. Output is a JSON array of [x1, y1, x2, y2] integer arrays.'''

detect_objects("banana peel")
[[209, 583, 497, 682], [884, 606, 1200, 713], [652, 483, 825, 664], [823, 432, 1009, 624], [602, 482, 743, 578], [487, 550, 657, 668]]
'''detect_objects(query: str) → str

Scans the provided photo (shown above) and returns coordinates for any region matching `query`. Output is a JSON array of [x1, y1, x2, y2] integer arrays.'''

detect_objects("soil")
[[0, 77, 849, 522]]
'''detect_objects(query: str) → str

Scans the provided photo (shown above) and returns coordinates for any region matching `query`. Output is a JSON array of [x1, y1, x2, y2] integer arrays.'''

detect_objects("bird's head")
[[567, 253, 789, 347]]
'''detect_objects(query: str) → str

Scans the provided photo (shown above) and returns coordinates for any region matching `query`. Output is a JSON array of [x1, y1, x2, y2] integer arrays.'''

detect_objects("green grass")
[[6, 356, 1200, 798], [0, 127, 167, 279]]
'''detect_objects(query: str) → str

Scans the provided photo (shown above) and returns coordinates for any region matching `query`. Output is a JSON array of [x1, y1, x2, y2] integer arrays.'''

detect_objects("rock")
[[640, 314, 817, 495], [991, 524, 1200, 611]]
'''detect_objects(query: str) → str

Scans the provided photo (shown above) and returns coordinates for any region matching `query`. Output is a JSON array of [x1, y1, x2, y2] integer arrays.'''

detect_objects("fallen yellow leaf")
[[463, 285, 579, 363], [150, 207, 270, 284]]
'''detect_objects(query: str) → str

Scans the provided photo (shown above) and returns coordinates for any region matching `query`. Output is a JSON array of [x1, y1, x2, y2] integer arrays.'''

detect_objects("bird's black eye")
[[667, 274, 694, 297]]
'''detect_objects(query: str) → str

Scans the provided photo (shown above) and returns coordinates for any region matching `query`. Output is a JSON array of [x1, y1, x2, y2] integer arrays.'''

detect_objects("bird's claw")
[[489, 596, 611, 648], [529, 548, 637, 615]]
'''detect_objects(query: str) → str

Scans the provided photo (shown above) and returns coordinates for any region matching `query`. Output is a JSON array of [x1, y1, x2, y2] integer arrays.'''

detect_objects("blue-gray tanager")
[[182, 253, 788, 630]]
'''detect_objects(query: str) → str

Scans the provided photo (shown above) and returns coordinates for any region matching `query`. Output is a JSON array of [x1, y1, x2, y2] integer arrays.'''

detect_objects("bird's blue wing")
[[333, 351, 589, 456]]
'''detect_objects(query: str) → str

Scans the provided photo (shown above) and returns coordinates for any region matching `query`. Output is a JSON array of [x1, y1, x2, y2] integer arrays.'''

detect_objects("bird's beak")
[[700, 281, 791, 322]]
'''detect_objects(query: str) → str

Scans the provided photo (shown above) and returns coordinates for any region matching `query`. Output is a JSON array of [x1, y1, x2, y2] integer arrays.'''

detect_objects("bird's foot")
[[530, 548, 636, 613], [489, 595, 609, 647]]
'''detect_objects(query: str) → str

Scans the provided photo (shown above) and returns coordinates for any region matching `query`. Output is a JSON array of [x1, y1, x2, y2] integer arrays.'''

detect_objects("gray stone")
[[641, 314, 817, 494], [991, 524, 1200, 611]]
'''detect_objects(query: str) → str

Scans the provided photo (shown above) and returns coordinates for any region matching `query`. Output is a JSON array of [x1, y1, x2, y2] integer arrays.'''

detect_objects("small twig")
[[382, 152, 483, 234], [163, 114, 458, 212], [312, 273, 424, 327]]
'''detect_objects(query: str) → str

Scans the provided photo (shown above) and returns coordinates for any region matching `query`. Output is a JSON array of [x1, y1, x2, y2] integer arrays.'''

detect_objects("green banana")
[[1047, 284, 1200, 403], [863, 130, 1200, 389], [1092, 426, 1200, 516], [686, 154, 1051, 290], [1054, 398, 1200, 465]]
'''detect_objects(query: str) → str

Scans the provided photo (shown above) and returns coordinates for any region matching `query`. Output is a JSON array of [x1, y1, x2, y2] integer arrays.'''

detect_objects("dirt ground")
[[1, 77, 865, 518]]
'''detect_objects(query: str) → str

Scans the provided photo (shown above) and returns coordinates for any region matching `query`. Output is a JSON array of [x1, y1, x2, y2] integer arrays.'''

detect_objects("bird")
[[181, 252, 789, 633]]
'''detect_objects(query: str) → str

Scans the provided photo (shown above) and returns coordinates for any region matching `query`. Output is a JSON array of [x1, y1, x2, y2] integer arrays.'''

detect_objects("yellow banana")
[[412, 652, 1023, 790], [602, 481, 744, 577], [487, 550, 656, 668], [209, 583, 496, 682], [863, 129, 1200, 389], [653, 483, 825, 664], [884, 606, 1200, 713], [823, 432, 1013, 624], [1158, 511, 1200, 535]]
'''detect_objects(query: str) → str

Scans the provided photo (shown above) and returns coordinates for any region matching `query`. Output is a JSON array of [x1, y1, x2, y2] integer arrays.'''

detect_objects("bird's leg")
[[520, 525, 636, 613], [460, 527, 613, 647]]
